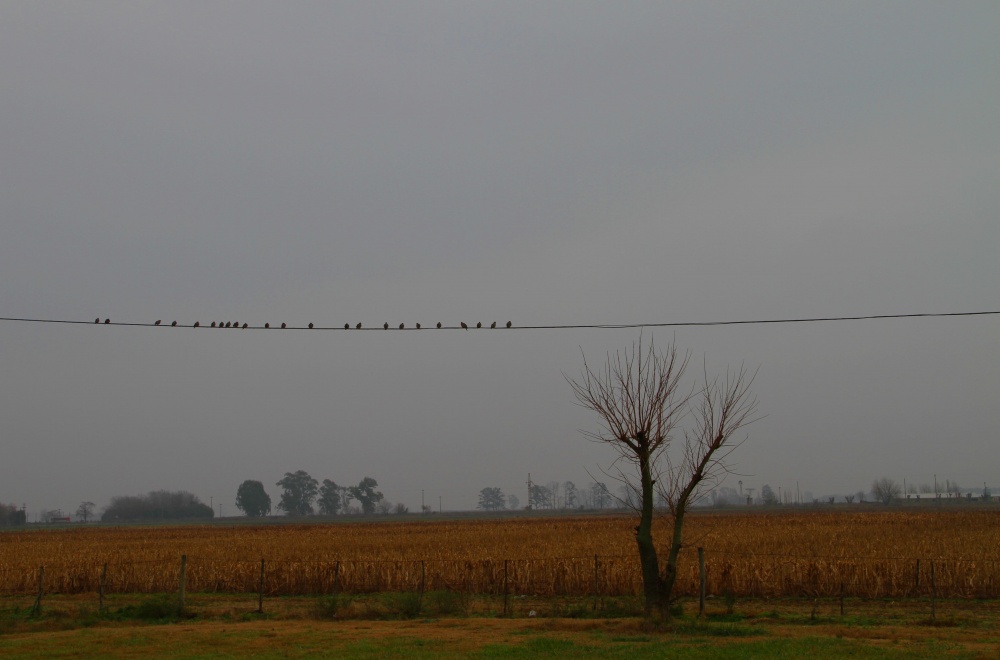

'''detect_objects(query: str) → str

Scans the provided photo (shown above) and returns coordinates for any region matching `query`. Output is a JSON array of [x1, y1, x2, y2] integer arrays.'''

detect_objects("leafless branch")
[[565, 335, 693, 463]]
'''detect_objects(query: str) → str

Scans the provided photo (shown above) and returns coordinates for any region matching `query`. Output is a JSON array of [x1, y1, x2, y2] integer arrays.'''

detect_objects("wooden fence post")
[[502, 559, 509, 617], [593, 554, 600, 611], [32, 565, 44, 615], [257, 559, 265, 613], [178, 555, 187, 613], [930, 560, 936, 622], [418, 561, 425, 613], [698, 548, 706, 617], [99, 562, 107, 612]]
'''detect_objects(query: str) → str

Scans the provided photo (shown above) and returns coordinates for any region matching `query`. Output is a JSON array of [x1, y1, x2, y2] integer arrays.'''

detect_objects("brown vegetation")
[[1, 510, 998, 599]]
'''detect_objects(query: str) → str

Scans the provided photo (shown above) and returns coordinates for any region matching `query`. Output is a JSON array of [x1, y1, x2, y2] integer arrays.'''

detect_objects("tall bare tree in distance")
[[566, 336, 759, 618]]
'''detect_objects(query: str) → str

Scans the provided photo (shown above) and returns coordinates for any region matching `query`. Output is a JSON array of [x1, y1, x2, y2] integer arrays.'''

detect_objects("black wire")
[[0, 310, 997, 331]]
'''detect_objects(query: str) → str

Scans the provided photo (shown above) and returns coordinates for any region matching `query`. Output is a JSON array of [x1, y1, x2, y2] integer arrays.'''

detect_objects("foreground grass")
[[2, 594, 998, 658]]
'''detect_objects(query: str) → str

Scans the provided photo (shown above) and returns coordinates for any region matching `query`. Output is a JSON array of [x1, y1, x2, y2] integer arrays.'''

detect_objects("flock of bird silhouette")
[[95, 318, 512, 330]]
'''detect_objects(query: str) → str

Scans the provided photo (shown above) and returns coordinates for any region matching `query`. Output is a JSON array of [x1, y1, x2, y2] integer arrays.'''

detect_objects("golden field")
[[1, 509, 998, 599]]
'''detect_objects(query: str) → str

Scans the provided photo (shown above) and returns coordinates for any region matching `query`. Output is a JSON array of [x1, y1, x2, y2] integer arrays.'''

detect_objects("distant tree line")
[[0, 502, 26, 526], [236, 471, 399, 518], [101, 490, 214, 521], [477, 481, 615, 512], [750, 477, 989, 506]]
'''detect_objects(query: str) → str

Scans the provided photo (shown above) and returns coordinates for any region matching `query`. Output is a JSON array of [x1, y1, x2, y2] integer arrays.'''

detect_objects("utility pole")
[[526, 473, 533, 509]]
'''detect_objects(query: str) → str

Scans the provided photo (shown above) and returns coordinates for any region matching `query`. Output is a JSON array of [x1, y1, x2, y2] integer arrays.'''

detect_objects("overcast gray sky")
[[1, 1, 997, 516]]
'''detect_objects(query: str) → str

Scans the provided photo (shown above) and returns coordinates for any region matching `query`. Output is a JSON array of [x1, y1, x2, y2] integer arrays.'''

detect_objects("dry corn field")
[[1, 510, 998, 600]]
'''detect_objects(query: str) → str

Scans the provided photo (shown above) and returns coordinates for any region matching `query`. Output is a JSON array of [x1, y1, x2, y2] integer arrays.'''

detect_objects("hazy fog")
[[1, 2, 997, 516]]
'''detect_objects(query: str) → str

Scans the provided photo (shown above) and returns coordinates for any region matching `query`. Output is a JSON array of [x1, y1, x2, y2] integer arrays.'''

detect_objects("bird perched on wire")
[[397, 323, 403, 329], [194, 322, 200, 327], [344, 323, 349, 330], [384, 322, 389, 330], [356, 322, 362, 329], [211, 322, 217, 328], [265, 323, 270, 329], [308, 323, 314, 329], [436, 322, 442, 328], [490, 322, 496, 329], [224, 322, 230, 328], [242, 323, 248, 329], [104, 318, 110, 324], [476, 322, 482, 329], [155, 320, 161, 326], [506, 321, 512, 328], [415, 323, 421, 329], [94, 318, 100, 324], [281, 323, 287, 329], [171, 321, 177, 327], [460, 322, 468, 330]]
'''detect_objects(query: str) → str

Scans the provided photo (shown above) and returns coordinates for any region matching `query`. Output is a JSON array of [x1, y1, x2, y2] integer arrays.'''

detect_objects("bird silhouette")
[[242, 323, 248, 329], [399, 323, 404, 329], [415, 323, 421, 329], [171, 321, 177, 327], [476, 322, 482, 329], [265, 323, 270, 329], [211, 322, 217, 328], [225, 322, 231, 328], [344, 323, 350, 329], [308, 323, 314, 329], [461, 322, 468, 330], [194, 321, 200, 327], [155, 320, 161, 326], [384, 322, 389, 330], [95, 318, 100, 324], [490, 322, 496, 329], [506, 321, 512, 328], [281, 323, 287, 329], [437, 322, 442, 328], [104, 318, 110, 324], [356, 322, 362, 329]]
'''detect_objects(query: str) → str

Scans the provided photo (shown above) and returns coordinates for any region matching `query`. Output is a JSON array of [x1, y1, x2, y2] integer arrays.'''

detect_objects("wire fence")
[[3, 549, 999, 602]]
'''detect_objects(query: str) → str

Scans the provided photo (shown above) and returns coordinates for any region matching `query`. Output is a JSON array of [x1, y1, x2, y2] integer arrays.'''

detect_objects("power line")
[[0, 310, 996, 331]]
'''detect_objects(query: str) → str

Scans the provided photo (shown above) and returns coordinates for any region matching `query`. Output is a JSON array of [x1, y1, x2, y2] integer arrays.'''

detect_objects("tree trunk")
[[661, 498, 687, 612], [635, 438, 666, 616]]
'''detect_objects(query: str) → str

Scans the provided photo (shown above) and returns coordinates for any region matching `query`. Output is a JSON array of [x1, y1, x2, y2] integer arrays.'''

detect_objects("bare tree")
[[76, 501, 95, 522], [567, 336, 758, 618], [562, 481, 578, 509], [547, 481, 561, 508], [871, 477, 902, 505]]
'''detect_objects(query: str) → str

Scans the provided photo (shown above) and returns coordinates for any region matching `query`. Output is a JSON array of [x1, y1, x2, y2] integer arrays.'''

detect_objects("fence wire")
[[2, 551, 999, 600]]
